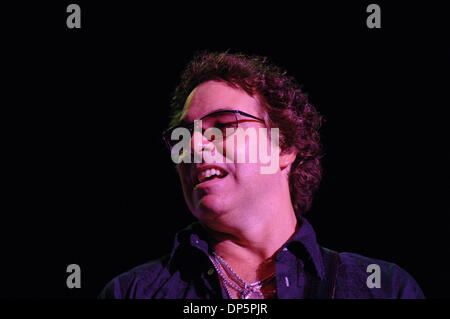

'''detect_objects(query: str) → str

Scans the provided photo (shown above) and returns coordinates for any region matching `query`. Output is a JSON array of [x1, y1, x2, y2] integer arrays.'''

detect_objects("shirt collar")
[[168, 217, 325, 279], [168, 222, 211, 267], [284, 217, 326, 279]]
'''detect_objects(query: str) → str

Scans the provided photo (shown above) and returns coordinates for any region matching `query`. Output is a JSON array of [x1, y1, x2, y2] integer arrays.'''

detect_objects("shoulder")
[[98, 222, 209, 299], [98, 255, 171, 299], [333, 251, 425, 298]]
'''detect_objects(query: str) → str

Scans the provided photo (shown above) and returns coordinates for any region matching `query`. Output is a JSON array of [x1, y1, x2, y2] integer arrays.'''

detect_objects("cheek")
[[177, 166, 191, 194], [222, 128, 265, 164], [178, 170, 198, 213]]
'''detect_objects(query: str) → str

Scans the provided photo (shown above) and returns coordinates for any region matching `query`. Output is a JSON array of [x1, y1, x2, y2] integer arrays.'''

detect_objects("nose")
[[191, 129, 215, 160]]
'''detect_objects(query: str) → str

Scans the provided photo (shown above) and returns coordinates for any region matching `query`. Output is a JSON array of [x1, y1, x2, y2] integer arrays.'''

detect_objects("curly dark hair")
[[169, 51, 323, 216]]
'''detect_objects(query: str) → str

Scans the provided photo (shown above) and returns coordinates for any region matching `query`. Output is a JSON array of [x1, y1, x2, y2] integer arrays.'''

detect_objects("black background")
[[2, 1, 448, 299]]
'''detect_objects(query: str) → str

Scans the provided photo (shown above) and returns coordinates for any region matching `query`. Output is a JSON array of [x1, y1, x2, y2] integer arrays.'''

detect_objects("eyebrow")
[[198, 107, 235, 119], [179, 107, 236, 125]]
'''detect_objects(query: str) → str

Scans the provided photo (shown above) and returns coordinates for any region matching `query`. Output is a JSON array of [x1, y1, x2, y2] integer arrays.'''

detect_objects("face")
[[176, 80, 285, 232]]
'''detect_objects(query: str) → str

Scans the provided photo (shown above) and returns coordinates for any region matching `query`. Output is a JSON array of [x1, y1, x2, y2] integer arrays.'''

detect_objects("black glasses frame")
[[162, 109, 265, 150]]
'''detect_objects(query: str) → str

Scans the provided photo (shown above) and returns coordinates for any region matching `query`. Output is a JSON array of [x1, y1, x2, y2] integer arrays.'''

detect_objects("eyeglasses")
[[162, 109, 265, 151]]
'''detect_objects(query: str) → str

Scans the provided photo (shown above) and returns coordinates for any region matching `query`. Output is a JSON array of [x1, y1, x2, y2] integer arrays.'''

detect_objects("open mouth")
[[195, 167, 228, 185]]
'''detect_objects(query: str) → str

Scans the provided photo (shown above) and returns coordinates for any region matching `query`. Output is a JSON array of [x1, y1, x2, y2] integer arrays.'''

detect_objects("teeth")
[[197, 168, 225, 183]]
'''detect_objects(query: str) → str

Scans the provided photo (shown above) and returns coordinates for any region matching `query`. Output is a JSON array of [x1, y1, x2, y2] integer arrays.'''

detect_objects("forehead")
[[181, 80, 264, 122]]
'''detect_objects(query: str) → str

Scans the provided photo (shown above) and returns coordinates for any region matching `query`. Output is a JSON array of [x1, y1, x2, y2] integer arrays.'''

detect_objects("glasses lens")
[[202, 111, 238, 140], [163, 111, 238, 151]]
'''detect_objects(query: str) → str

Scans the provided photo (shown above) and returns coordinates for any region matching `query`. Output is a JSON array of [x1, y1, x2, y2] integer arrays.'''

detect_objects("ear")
[[279, 150, 297, 172]]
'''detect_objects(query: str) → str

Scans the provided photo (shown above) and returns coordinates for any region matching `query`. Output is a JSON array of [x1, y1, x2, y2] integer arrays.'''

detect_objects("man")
[[99, 51, 424, 299]]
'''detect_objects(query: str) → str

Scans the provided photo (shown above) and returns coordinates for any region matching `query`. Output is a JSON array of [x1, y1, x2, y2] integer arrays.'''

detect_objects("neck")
[[205, 205, 299, 283]]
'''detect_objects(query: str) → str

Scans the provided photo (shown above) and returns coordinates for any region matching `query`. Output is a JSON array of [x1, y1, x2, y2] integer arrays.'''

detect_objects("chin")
[[199, 196, 224, 212], [193, 195, 228, 220]]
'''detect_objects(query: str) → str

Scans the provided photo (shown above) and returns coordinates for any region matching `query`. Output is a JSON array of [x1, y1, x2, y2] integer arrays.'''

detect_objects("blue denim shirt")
[[99, 218, 424, 299]]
